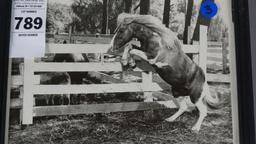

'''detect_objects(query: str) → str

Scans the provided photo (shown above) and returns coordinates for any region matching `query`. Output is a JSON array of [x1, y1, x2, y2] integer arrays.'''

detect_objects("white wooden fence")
[[10, 26, 226, 124]]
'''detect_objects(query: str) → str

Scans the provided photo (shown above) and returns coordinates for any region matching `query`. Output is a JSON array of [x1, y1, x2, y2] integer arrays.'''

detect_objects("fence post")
[[142, 71, 154, 118], [142, 72, 153, 102], [68, 25, 73, 43], [187, 26, 193, 44], [19, 63, 24, 124], [199, 25, 208, 73], [22, 58, 34, 124], [222, 37, 229, 74], [100, 53, 104, 63]]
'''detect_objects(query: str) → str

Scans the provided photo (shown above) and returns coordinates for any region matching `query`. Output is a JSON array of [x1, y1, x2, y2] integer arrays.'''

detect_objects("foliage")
[[46, 0, 228, 39], [46, 3, 80, 34], [208, 15, 228, 41], [169, 0, 188, 37], [70, 0, 125, 34], [149, 0, 164, 20], [71, 0, 103, 34], [47, 0, 124, 34], [107, 0, 125, 33]]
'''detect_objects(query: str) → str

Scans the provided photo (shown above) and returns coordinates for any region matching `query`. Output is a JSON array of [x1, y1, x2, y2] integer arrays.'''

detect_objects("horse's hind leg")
[[192, 89, 208, 132], [165, 97, 189, 122]]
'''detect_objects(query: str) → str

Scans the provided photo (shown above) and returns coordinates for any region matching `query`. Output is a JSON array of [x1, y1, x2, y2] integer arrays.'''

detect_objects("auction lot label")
[[10, 0, 47, 58]]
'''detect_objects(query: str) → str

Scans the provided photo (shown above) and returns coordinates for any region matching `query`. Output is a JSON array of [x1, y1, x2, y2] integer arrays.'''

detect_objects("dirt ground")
[[8, 84, 233, 144]]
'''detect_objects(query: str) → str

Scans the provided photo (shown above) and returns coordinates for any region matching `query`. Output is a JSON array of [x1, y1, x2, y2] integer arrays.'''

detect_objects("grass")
[[8, 84, 233, 144]]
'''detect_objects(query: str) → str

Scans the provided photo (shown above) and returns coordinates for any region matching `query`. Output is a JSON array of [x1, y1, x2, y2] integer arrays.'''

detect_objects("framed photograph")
[[1, 0, 255, 143]]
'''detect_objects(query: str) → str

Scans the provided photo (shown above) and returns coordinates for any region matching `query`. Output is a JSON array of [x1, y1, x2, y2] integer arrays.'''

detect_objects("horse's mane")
[[117, 13, 182, 50]]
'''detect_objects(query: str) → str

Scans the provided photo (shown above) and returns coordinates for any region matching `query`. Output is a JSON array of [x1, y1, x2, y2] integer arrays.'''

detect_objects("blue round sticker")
[[200, 1, 218, 19]]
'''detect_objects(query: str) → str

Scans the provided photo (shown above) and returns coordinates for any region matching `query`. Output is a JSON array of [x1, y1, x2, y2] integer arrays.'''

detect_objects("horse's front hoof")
[[191, 126, 200, 133]]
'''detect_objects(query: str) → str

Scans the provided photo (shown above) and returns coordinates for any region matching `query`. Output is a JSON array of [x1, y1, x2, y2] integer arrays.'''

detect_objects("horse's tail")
[[203, 83, 229, 110]]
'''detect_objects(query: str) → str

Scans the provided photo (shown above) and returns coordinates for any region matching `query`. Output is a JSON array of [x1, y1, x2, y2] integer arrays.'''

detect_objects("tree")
[[140, 0, 150, 14], [192, 0, 214, 41], [208, 15, 226, 41], [46, 5, 55, 33], [124, 0, 132, 13], [46, 3, 80, 34], [183, 0, 193, 44], [71, 0, 123, 34], [107, 0, 124, 33], [101, 0, 109, 34], [163, 0, 171, 27], [71, 0, 103, 34]]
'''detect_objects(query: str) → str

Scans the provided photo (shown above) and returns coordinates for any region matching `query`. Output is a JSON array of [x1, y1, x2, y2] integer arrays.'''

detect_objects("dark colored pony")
[[53, 53, 90, 105], [108, 13, 221, 132], [53, 52, 102, 104], [36, 72, 71, 106], [53, 53, 89, 84]]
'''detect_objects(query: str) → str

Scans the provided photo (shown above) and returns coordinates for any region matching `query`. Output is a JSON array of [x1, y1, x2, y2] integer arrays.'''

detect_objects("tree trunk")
[[163, 0, 171, 28], [101, 0, 109, 34], [124, 0, 132, 13], [183, 0, 193, 44], [140, 0, 150, 15], [192, 0, 213, 41], [68, 25, 72, 43]]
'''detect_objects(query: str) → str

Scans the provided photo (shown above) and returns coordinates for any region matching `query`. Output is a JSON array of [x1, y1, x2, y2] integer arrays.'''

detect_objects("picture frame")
[[1, 0, 256, 143], [233, 0, 256, 143], [0, 0, 12, 144]]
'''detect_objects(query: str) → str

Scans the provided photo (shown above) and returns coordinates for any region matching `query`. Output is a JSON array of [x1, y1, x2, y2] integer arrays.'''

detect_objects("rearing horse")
[[108, 13, 221, 132]]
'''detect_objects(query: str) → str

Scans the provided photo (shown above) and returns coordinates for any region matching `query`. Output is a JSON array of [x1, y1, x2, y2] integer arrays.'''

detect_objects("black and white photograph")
[[7, 0, 238, 143]]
